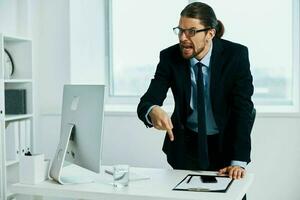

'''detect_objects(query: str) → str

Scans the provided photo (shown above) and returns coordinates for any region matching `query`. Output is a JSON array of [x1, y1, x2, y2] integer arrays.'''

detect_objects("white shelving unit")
[[5, 114, 33, 122], [0, 34, 34, 200], [4, 79, 32, 83]]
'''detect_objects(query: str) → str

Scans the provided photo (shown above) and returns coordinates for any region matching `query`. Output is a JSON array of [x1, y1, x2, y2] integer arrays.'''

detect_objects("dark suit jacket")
[[137, 38, 254, 169]]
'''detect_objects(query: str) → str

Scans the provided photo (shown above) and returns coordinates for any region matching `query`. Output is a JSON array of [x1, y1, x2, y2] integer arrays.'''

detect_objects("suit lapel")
[[210, 38, 224, 106], [183, 58, 191, 112], [172, 45, 191, 112]]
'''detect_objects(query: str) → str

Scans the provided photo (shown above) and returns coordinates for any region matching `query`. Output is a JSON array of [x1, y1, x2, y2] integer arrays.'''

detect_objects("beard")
[[180, 42, 205, 59]]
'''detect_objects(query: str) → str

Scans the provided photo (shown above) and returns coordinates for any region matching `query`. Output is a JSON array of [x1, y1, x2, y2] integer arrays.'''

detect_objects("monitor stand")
[[49, 123, 94, 185]]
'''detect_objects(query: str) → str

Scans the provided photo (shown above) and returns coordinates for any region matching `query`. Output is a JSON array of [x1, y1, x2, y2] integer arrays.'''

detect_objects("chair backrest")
[[250, 108, 256, 132]]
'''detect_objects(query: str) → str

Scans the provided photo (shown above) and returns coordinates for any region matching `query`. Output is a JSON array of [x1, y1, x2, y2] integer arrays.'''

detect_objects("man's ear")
[[207, 29, 216, 40]]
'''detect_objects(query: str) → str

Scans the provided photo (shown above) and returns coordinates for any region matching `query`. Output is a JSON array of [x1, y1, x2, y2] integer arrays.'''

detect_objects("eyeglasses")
[[173, 27, 211, 37]]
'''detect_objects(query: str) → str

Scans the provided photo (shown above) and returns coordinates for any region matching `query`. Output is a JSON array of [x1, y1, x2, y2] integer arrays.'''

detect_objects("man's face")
[[178, 17, 214, 60]]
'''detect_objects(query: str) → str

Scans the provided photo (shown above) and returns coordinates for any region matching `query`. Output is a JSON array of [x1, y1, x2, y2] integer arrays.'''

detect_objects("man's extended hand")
[[149, 106, 174, 141], [218, 166, 246, 179]]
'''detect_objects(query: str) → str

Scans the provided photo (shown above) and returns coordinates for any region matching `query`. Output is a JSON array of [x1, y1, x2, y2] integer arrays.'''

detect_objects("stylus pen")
[[105, 169, 113, 176], [187, 187, 210, 192], [186, 175, 193, 184]]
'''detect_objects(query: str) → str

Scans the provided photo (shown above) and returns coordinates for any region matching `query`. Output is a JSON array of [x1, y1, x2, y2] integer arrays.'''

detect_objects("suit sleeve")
[[137, 51, 172, 127], [230, 46, 254, 163]]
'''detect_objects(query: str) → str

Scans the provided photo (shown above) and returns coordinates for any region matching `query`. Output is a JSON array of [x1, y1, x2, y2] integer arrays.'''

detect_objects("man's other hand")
[[218, 166, 246, 179], [149, 106, 174, 141]]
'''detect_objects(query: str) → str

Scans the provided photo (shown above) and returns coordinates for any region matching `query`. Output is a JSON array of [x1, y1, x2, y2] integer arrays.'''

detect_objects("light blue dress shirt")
[[186, 43, 218, 135]]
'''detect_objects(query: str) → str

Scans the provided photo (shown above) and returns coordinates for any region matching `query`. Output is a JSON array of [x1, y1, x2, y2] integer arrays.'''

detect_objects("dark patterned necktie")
[[196, 62, 209, 169]]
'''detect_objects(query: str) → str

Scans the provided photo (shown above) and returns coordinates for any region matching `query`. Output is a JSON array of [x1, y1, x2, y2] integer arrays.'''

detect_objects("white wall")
[[0, 0, 19, 35], [247, 117, 300, 200], [1, 1, 300, 200], [32, 0, 70, 115], [0, 0, 34, 39], [69, 0, 105, 84]]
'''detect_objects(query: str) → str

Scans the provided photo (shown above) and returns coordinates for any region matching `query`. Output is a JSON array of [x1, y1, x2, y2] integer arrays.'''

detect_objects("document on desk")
[[173, 174, 233, 192]]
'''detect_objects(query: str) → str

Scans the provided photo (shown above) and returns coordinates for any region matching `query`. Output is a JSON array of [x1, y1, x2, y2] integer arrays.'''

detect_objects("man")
[[137, 2, 254, 182]]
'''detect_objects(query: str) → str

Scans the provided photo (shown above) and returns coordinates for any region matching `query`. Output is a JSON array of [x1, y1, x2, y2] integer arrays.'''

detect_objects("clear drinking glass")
[[113, 164, 129, 187]]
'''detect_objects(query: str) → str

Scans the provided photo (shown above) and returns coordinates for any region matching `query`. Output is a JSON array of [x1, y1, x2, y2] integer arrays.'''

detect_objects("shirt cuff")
[[145, 105, 158, 125], [231, 160, 247, 169]]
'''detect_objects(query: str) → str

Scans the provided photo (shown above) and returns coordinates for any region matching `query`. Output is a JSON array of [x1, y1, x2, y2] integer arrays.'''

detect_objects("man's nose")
[[179, 31, 188, 41]]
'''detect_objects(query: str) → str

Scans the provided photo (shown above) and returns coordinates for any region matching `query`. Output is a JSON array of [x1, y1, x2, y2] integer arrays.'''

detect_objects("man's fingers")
[[236, 168, 245, 179], [167, 129, 174, 141], [228, 167, 234, 178], [241, 170, 246, 178], [230, 167, 245, 179], [232, 169, 238, 179], [151, 112, 174, 141], [162, 117, 174, 141], [236, 170, 242, 179], [218, 167, 228, 175], [168, 118, 174, 129], [161, 117, 170, 129], [154, 120, 163, 129], [219, 166, 246, 179]]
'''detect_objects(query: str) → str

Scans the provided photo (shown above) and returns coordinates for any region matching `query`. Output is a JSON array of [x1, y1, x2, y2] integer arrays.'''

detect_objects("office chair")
[[250, 108, 256, 132]]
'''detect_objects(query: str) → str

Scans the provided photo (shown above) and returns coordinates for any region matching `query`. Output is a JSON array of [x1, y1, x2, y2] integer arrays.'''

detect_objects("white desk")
[[11, 165, 253, 200]]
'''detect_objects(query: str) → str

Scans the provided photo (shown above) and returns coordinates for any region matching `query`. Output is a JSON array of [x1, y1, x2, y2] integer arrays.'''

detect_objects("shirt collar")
[[190, 42, 213, 68]]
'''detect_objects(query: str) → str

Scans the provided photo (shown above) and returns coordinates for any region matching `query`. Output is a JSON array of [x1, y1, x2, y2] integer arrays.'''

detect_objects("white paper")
[[19, 120, 26, 155], [174, 175, 232, 192], [5, 121, 20, 161], [25, 119, 31, 152]]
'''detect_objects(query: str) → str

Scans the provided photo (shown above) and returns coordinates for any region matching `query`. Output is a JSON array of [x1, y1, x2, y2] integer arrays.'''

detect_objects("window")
[[108, 0, 188, 100], [108, 0, 299, 111], [203, 0, 299, 111]]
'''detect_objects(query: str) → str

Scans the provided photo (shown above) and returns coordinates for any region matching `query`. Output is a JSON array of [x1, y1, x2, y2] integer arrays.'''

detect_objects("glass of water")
[[113, 164, 129, 187]]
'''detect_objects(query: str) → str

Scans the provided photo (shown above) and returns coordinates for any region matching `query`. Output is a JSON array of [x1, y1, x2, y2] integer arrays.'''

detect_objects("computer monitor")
[[49, 85, 105, 184]]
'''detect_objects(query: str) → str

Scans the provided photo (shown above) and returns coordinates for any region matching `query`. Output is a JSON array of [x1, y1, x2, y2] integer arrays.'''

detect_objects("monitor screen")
[[50, 85, 105, 184]]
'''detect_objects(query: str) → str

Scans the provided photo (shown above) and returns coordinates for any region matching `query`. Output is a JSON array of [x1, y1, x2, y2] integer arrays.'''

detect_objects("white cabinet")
[[0, 34, 34, 200]]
